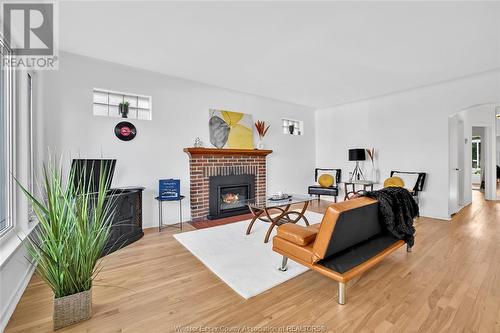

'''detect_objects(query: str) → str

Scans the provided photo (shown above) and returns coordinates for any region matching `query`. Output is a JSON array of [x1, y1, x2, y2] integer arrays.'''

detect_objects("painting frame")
[[209, 109, 254, 149]]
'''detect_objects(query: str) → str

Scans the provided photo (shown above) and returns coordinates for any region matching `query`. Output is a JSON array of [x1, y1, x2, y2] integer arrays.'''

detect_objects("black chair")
[[308, 168, 341, 202], [497, 165, 500, 181], [390, 171, 426, 203]]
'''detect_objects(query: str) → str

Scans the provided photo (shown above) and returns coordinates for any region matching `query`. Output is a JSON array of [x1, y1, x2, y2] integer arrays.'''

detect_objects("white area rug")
[[173, 211, 324, 299]]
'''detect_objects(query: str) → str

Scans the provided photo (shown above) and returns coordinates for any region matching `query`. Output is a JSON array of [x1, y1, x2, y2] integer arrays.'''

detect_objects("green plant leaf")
[[17, 157, 116, 298]]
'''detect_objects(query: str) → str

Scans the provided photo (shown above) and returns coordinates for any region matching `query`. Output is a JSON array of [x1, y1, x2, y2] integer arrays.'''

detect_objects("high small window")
[[93, 88, 152, 120], [282, 118, 304, 136]]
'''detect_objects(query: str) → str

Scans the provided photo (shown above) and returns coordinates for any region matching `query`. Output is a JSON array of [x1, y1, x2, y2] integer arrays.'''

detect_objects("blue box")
[[159, 179, 180, 200]]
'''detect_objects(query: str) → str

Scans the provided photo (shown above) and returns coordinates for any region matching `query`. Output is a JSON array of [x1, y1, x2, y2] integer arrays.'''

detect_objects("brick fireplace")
[[183, 148, 273, 221]]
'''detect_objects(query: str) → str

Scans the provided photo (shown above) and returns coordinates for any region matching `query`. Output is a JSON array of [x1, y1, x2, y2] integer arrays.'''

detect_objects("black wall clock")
[[115, 121, 137, 141]]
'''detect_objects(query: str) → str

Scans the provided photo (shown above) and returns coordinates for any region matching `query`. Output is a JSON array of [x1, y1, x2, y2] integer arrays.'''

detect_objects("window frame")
[[0, 38, 16, 238], [471, 136, 481, 170], [27, 72, 35, 223], [92, 88, 152, 120], [282, 118, 304, 136]]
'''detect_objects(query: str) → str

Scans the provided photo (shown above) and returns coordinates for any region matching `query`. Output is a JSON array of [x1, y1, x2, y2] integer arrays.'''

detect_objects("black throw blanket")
[[362, 187, 419, 247]]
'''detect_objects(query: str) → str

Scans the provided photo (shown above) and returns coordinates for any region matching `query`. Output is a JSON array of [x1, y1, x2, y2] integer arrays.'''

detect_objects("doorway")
[[448, 104, 498, 216], [496, 107, 500, 199], [471, 128, 484, 194]]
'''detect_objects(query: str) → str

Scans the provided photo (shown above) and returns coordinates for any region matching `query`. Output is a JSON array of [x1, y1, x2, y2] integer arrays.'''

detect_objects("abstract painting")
[[209, 109, 254, 149]]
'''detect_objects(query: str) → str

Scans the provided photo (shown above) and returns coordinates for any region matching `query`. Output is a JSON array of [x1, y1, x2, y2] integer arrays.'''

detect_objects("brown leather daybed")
[[272, 197, 411, 304]]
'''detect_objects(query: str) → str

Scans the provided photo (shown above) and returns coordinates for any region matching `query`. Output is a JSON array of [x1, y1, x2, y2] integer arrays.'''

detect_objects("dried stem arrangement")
[[366, 148, 375, 165], [255, 120, 270, 139]]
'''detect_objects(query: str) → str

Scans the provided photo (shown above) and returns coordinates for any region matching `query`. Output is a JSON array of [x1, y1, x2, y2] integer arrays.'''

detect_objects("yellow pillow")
[[384, 176, 405, 188], [318, 174, 334, 188]]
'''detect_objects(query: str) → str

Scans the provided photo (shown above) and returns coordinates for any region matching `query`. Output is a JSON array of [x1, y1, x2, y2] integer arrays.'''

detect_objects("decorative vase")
[[53, 289, 92, 330], [119, 104, 129, 118], [371, 167, 378, 183], [257, 138, 264, 149], [288, 125, 295, 135]]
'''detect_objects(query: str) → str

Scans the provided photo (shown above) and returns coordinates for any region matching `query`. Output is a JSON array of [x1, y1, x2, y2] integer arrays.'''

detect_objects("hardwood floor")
[[5, 198, 500, 332]]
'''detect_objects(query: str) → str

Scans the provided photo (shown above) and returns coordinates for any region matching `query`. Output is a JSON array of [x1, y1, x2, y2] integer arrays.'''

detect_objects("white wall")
[[40, 52, 315, 228], [315, 70, 500, 220], [0, 245, 35, 332]]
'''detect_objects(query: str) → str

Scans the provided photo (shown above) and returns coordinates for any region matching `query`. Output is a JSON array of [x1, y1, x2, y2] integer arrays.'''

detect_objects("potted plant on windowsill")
[[16, 159, 116, 330], [255, 120, 270, 149], [119, 101, 129, 118]]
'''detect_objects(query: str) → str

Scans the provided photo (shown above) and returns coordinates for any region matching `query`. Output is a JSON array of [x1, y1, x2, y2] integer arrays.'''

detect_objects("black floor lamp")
[[349, 149, 366, 181]]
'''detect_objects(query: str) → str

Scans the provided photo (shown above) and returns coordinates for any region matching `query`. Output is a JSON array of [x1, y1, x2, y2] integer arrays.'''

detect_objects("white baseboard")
[[0, 264, 36, 332], [419, 213, 451, 221]]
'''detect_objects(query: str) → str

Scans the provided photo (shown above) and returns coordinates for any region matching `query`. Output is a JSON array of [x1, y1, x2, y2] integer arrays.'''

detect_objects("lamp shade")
[[349, 149, 366, 161]]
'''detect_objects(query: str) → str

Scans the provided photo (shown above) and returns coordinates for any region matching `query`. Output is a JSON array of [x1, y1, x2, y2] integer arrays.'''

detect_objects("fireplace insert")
[[208, 174, 255, 219]]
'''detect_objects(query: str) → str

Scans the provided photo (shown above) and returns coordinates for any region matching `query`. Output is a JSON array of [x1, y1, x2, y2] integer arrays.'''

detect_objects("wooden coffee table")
[[244, 194, 314, 243]]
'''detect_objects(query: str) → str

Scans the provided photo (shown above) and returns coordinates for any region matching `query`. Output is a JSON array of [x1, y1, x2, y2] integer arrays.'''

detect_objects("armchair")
[[308, 168, 341, 202], [389, 171, 426, 204]]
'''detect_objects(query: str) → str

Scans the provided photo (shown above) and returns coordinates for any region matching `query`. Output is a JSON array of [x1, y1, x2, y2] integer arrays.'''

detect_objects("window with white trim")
[[93, 88, 152, 120], [472, 136, 481, 170], [0, 39, 14, 235], [282, 118, 304, 136], [27, 73, 35, 222]]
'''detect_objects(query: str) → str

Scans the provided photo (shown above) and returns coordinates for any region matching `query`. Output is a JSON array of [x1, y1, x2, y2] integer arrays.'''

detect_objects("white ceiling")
[[59, 1, 500, 108]]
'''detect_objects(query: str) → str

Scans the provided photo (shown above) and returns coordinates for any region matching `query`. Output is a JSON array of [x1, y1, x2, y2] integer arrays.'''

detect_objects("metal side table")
[[155, 195, 185, 232], [343, 180, 375, 200]]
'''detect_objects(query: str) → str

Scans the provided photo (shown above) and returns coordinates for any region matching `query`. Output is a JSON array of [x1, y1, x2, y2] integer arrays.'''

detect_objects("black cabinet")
[[102, 187, 144, 256]]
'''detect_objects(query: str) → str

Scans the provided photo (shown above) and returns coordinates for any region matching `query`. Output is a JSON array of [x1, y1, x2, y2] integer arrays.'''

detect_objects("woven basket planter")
[[53, 289, 92, 330]]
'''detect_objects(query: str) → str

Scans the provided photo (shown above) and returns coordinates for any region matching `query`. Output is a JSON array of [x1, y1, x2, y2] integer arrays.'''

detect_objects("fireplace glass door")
[[219, 185, 249, 213], [208, 174, 255, 219]]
